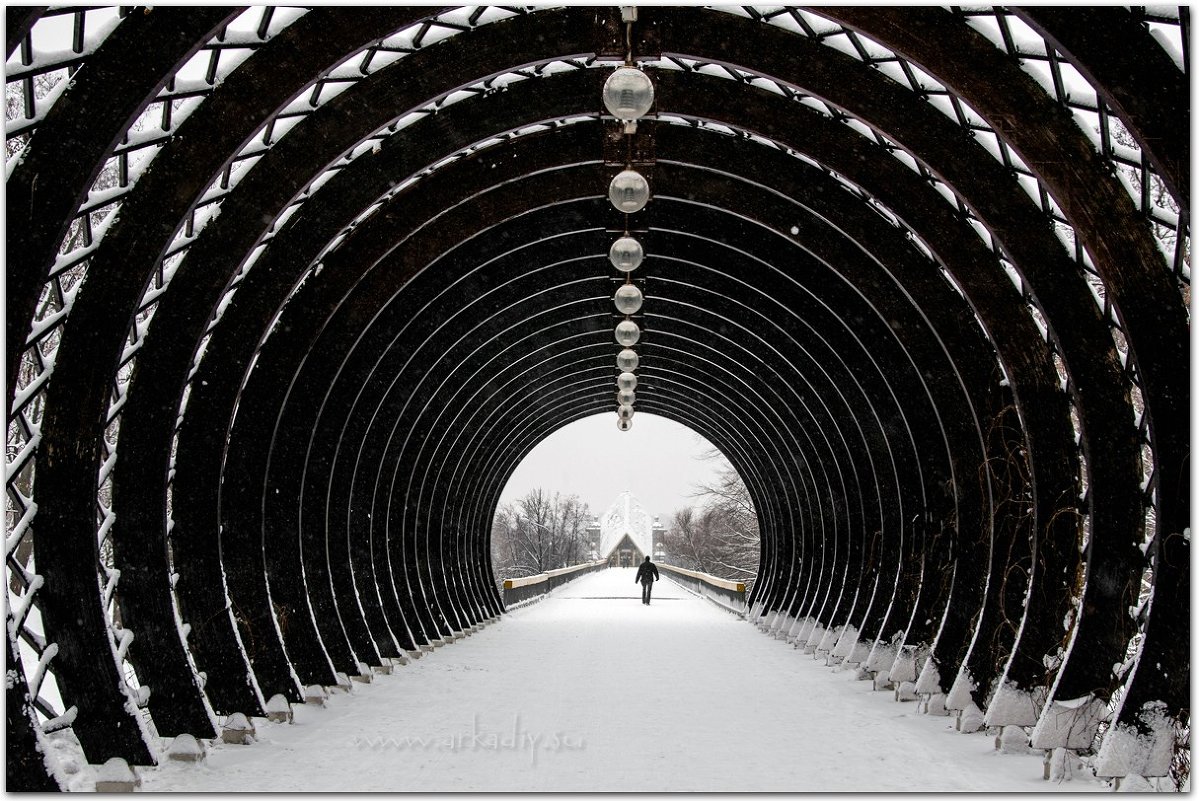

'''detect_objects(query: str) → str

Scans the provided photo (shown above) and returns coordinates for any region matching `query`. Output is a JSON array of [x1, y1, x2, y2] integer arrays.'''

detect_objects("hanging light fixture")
[[604, 14, 654, 434], [615, 319, 640, 347], [614, 283, 643, 315], [609, 236, 644, 272], [609, 169, 650, 214], [602, 66, 655, 120], [616, 348, 639, 372]]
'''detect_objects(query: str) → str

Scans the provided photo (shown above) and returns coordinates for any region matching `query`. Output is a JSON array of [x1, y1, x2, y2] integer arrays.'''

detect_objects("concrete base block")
[[351, 671, 373, 684], [853, 667, 873, 682], [1044, 748, 1086, 782], [894, 681, 918, 702], [872, 673, 894, 692], [1113, 775, 1156, 792], [221, 713, 257, 745], [95, 758, 140, 791], [920, 693, 949, 716], [167, 734, 206, 763], [419, 643, 435, 654], [266, 694, 294, 723], [996, 725, 1032, 754], [406, 649, 423, 660], [957, 703, 985, 734], [304, 685, 329, 706], [332, 672, 354, 693], [373, 662, 393, 675]]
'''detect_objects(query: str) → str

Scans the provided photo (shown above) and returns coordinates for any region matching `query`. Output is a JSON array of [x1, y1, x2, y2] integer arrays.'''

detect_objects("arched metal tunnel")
[[5, 6, 1189, 789]]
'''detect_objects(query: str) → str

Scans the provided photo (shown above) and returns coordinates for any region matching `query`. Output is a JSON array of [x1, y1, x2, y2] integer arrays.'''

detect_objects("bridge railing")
[[659, 563, 748, 617], [501, 560, 607, 607]]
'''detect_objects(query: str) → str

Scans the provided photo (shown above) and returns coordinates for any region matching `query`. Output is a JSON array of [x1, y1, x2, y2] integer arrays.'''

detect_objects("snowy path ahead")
[[140, 568, 1097, 793]]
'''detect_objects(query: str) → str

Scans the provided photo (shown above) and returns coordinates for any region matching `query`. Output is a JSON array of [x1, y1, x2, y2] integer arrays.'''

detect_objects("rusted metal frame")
[[369, 270, 615, 637], [155, 7, 565, 695], [1015, 7, 1189, 210], [662, 9, 1125, 712], [314, 215, 805, 633], [650, 246, 924, 664], [650, 274, 835, 624], [1014, 9, 1193, 736], [4, 7, 46, 59], [652, 67, 1055, 691], [316, 221, 604, 647], [394, 345, 631, 631], [431, 364, 624, 616], [5, 631, 61, 791], [240, 87, 613, 660], [180, 10, 597, 676], [5, 8, 238, 410], [658, 137, 989, 668], [356, 287, 610, 640], [822, 5, 1174, 717], [654, 151, 991, 674], [105, 9, 439, 719], [648, 215, 903, 647], [326, 219, 609, 637], [954, 385, 1035, 710], [247, 152, 611, 657], [672, 82, 1063, 702], [644, 323, 840, 627], [647, 244, 858, 625]]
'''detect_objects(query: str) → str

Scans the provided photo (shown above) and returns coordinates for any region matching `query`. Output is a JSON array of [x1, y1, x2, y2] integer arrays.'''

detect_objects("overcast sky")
[[495, 412, 728, 523]]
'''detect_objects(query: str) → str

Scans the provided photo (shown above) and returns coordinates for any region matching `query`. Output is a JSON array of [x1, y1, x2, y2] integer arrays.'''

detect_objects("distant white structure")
[[594, 491, 666, 567]]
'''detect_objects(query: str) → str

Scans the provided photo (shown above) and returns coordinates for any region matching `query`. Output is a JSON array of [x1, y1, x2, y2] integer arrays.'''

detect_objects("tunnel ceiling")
[[5, 5, 1190, 789]]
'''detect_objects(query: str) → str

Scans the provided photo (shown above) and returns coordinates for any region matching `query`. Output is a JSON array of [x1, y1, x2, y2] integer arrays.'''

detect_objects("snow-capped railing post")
[[501, 560, 606, 608], [657, 563, 747, 617]]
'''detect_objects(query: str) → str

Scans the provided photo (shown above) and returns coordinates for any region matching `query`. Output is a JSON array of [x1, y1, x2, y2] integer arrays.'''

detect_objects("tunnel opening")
[[489, 411, 761, 599]]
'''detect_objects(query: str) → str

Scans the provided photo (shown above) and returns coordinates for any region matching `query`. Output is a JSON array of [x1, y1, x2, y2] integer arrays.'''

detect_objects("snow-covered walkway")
[[139, 568, 1098, 792]]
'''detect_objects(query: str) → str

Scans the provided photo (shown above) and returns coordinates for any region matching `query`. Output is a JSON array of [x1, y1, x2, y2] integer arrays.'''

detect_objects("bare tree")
[[662, 454, 760, 591], [489, 489, 592, 582]]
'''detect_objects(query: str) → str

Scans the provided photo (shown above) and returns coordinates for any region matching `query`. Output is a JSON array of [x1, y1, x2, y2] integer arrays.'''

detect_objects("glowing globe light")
[[618, 388, 636, 405], [617, 417, 632, 432], [609, 236, 644, 273], [609, 169, 649, 213], [617, 371, 638, 392], [602, 67, 655, 120], [616, 348, 639, 372], [617, 404, 635, 421], [615, 319, 640, 347], [614, 284, 643, 315]]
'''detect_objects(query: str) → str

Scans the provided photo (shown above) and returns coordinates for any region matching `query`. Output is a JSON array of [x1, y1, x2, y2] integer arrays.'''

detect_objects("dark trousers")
[[641, 581, 654, 604]]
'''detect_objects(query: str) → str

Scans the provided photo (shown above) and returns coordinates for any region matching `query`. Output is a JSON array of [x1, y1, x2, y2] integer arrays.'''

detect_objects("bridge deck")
[[140, 569, 1094, 792]]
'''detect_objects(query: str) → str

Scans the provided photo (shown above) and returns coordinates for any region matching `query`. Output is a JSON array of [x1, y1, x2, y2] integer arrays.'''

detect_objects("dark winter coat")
[[635, 560, 659, 585]]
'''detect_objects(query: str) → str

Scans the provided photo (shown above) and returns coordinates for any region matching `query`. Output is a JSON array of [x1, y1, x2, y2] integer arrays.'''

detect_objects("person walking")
[[635, 555, 659, 605]]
